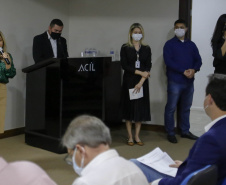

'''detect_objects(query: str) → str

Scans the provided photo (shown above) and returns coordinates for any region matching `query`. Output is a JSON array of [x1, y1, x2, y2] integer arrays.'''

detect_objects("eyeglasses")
[[64, 154, 73, 166]]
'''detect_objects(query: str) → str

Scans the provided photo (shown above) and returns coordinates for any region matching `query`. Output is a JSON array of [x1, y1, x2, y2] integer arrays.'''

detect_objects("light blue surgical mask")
[[132, 33, 143, 41], [174, 28, 185, 38], [204, 105, 209, 110], [72, 147, 85, 176], [204, 96, 209, 111]]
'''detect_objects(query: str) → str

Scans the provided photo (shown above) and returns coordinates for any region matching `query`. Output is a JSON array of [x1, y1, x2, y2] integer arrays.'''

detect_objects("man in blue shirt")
[[163, 19, 202, 143]]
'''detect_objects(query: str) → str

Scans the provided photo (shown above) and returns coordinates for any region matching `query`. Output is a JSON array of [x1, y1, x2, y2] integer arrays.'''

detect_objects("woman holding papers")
[[120, 23, 152, 146]]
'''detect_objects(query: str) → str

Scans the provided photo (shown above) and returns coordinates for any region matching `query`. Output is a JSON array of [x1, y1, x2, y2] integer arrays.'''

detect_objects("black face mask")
[[50, 32, 61, 40]]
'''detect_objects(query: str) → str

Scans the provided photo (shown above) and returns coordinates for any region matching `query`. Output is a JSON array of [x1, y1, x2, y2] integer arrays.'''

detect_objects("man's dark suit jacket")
[[32, 31, 68, 63], [160, 117, 226, 185]]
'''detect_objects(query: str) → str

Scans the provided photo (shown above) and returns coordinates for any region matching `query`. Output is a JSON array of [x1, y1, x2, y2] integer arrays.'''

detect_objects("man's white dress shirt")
[[73, 149, 149, 185], [47, 31, 57, 58]]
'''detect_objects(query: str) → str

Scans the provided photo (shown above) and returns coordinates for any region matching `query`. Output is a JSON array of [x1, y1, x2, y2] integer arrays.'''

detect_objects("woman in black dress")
[[211, 14, 226, 74], [120, 23, 152, 146]]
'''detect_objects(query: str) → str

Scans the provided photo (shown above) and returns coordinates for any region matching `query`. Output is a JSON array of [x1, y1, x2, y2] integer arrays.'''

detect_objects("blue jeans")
[[130, 159, 171, 183], [164, 81, 194, 136]]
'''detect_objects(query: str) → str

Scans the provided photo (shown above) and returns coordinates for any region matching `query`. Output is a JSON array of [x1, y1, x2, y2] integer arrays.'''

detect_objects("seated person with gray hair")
[[62, 115, 149, 185]]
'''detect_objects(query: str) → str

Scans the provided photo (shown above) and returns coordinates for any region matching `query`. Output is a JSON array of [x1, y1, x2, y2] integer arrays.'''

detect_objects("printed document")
[[137, 147, 178, 177], [129, 87, 143, 100]]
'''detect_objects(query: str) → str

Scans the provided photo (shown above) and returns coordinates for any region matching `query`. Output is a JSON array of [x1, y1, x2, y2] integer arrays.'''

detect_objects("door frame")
[[179, 0, 192, 39]]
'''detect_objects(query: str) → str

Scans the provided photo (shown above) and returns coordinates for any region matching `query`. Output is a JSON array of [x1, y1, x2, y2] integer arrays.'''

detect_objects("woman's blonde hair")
[[0, 31, 7, 52], [127, 23, 145, 47]]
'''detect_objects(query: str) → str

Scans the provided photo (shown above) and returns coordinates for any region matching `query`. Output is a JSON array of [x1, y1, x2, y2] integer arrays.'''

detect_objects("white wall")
[[1, 0, 69, 131], [68, 0, 179, 125], [191, 0, 226, 109], [3, 0, 223, 130]]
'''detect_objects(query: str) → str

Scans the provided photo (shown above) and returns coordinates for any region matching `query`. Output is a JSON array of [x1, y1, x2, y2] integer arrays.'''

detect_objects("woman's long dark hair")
[[211, 14, 226, 48]]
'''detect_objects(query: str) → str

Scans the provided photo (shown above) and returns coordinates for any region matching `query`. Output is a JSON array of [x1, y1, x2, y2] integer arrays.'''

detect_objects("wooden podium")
[[22, 57, 121, 153]]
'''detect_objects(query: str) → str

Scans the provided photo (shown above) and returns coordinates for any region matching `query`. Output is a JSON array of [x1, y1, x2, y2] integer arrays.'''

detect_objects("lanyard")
[[135, 45, 141, 61], [135, 45, 141, 69]]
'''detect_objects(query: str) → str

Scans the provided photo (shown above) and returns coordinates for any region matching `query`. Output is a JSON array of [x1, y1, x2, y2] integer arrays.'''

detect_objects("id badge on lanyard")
[[135, 51, 140, 69], [135, 60, 140, 68]]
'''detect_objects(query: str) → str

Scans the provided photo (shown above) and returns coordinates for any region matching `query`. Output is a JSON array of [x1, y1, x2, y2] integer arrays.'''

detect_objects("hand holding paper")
[[169, 160, 183, 168], [129, 87, 143, 100], [137, 147, 178, 177]]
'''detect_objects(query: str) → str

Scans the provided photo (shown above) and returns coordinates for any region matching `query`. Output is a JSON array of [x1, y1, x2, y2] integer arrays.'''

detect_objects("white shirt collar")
[[47, 31, 51, 39], [46, 31, 57, 58], [81, 149, 118, 176], [204, 115, 226, 132]]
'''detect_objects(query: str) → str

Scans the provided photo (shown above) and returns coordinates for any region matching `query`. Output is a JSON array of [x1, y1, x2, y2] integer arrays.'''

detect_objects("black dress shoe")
[[181, 132, 199, 140], [167, 135, 178, 143]]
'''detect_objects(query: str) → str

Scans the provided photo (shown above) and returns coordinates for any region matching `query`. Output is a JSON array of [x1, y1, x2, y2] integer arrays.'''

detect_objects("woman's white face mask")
[[132, 34, 143, 41]]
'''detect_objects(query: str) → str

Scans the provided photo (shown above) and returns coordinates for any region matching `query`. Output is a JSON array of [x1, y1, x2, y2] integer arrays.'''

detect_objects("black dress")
[[212, 38, 226, 74], [120, 44, 152, 122]]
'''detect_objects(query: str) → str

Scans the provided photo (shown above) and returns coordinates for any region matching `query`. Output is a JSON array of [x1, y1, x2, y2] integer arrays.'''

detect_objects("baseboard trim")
[[0, 127, 25, 139], [0, 125, 166, 139], [110, 123, 166, 132], [0, 124, 165, 139], [141, 124, 165, 132]]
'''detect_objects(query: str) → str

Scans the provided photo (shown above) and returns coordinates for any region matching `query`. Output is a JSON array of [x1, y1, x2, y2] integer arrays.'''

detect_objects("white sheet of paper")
[[137, 147, 178, 177], [129, 87, 143, 100]]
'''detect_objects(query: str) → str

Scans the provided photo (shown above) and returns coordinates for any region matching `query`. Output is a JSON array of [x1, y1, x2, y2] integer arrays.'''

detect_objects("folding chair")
[[180, 165, 218, 185]]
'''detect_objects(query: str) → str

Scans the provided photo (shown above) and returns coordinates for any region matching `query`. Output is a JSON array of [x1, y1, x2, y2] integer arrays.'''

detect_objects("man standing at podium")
[[32, 19, 68, 63]]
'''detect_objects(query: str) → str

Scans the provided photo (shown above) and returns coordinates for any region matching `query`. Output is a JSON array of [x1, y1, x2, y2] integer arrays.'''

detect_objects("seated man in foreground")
[[62, 115, 149, 185], [132, 74, 226, 185]]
